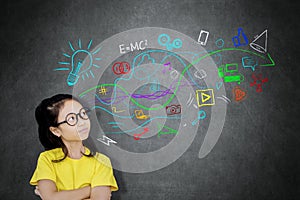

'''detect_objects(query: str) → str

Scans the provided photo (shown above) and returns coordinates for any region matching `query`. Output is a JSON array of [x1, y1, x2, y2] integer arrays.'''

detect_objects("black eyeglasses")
[[56, 107, 91, 126]]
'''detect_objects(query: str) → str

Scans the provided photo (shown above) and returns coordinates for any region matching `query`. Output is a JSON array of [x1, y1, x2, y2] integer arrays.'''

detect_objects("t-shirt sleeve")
[[91, 153, 118, 191], [29, 153, 56, 186]]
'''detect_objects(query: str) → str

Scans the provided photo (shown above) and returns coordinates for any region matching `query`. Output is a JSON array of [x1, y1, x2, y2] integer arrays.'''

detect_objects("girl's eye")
[[68, 116, 76, 122], [81, 108, 90, 117]]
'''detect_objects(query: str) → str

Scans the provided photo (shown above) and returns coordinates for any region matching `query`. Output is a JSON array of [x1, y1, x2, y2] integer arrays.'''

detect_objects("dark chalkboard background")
[[1, 0, 299, 199]]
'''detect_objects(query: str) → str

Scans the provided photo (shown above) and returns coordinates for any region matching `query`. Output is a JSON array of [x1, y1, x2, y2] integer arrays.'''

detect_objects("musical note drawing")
[[133, 127, 149, 140], [98, 85, 107, 95], [112, 106, 125, 113], [162, 62, 172, 74]]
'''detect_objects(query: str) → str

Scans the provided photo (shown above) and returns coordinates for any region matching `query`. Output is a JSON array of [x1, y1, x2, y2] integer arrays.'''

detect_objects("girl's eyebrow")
[[64, 107, 85, 114]]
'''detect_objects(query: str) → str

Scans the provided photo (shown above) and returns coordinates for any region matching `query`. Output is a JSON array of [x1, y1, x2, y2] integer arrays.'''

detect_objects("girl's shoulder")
[[39, 148, 64, 160], [93, 152, 112, 167]]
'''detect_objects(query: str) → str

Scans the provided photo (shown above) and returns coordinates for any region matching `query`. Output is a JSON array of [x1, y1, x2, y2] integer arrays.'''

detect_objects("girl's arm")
[[90, 186, 111, 200], [37, 180, 91, 200]]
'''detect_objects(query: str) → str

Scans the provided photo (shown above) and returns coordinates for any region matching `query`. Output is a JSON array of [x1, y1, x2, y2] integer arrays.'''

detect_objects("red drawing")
[[250, 73, 268, 93], [233, 86, 247, 102], [133, 127, 149, 140], [112, 62, 131, 75], [166, 104, 181, 115]]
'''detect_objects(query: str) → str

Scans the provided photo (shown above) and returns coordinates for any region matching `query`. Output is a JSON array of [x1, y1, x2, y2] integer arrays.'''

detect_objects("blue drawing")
[[242, 56, 258, 71], [212, 53, 222, 65], [215, 38, 225, 48], [149, 79, 160, 92], [92, 49, 208, 108], [172, 38, 182, 49], [137, 54, 156, 66], [216, 82, 223, 90], [103, 115, 182, 134], [108, 121, 124, 129], [158, 33, 182, 51], [232, 28, 249, 47], [192, 110, 207, 126], [54, 39, 102, 86]]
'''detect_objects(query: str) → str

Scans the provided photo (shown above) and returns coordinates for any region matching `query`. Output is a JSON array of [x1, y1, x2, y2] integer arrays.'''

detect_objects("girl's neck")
[[64, 141, 85, 159]]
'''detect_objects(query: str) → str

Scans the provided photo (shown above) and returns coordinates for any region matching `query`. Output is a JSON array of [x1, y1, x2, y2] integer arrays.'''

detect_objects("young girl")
[[30, 94, 118, 200]]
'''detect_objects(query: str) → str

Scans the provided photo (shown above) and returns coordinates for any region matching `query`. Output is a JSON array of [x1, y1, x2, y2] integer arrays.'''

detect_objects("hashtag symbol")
[[99, 86, 107, 95]]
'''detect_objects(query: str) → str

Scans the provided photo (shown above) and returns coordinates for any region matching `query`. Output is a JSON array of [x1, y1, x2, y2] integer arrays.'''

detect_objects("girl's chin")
[[79, 134, 89, 141]]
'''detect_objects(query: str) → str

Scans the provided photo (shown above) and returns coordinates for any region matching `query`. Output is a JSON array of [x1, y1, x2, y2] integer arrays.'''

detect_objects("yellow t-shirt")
[[29, 148, 118, 191]]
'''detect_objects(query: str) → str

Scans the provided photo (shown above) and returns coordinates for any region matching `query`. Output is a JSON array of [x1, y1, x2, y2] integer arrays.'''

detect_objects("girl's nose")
[[77, 117, 85, 126]]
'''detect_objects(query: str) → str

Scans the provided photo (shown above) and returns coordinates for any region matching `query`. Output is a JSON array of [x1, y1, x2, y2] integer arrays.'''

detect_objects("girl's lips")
[[78, 128, 88, 133]]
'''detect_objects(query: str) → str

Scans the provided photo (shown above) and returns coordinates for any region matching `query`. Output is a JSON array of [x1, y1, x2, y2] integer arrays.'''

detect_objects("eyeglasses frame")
[[56, 107, 91, 127]]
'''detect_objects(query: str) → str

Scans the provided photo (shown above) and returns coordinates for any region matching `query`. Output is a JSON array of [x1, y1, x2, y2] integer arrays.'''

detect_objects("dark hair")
[[35, 94, 93, 162]]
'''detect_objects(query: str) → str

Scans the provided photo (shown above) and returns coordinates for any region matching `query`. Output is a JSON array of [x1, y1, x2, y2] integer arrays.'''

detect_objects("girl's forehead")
[[59, 100, 82, 115]]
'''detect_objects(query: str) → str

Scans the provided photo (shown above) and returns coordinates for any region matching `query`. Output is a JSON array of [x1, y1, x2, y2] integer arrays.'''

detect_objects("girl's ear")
[[49, 126, 62, 137]]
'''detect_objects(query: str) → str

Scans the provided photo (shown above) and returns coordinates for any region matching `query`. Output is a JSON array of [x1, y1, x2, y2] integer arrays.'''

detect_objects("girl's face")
[[51, 99, 91, 142]]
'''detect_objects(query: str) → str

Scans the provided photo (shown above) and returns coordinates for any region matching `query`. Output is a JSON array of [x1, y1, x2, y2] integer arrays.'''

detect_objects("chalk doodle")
[[186, 93, 194, 107], [112, 61, 131, 75], [97, 135, 117, 146], [242, 56, 258, 71], [191, 110, 207, 126], [133, 127, 149, 140], [119, 39, 148, 54], [98, 85, 107, 95], [196, 89, 215, 107], [260, 53, 275, 67], [233, 86, 247, 102], [54, 39, 102, 86], [149, 79, 161, 92], [215, 38, 225, 48], [162, 62, 172, 74], [250, 29, 268, 53], [232, 27, 249, 47], [216, 82, 223, 90], [216, 95, 231, 104], [157, 123, 178, 137], [218, 63, 244, 84], [134, 110, 150, 120], [66, 27, 276, 173], [112, 106, 125, 113], [166, 104, 182, 115], [158, 33, 182, 51], [194, 69, 207, 79], [108, 121, 124, 129], [137, 54, 156, 66], [170, 70, 180, 80], [250, 73, 269, 93], [197, 30, 210, 46], [131, 89, 173, 100]]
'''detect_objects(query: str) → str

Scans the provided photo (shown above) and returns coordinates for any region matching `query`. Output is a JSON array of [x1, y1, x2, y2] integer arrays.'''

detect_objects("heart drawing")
[[233, 86, 247, 102]]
